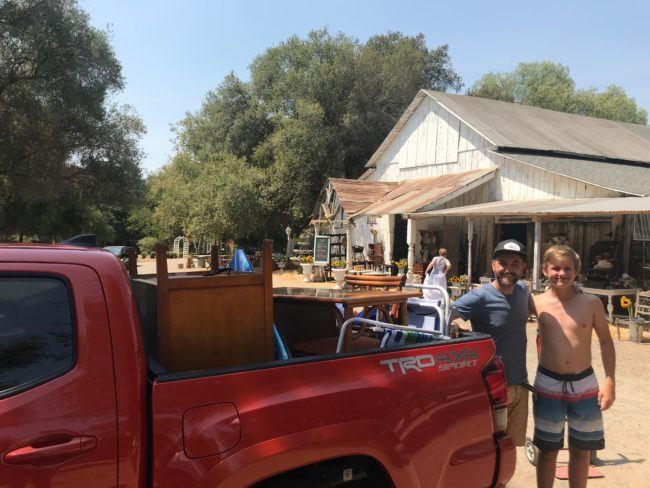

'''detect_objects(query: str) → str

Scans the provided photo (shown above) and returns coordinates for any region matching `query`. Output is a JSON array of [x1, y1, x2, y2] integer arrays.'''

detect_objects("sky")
[[78, 0, 650, 174]]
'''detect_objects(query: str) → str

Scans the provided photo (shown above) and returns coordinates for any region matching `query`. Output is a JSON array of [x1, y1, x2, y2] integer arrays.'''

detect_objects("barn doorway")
[[498, 223, 527, 245], [393, 215, 408, 261]]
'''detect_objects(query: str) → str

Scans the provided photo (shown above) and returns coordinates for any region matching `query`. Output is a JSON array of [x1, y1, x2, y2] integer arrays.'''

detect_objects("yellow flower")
[[621, 296, 632, 308]]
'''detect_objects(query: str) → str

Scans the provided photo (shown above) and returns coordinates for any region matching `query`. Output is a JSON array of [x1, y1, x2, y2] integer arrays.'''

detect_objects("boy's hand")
[[598, 378, 615, 411]]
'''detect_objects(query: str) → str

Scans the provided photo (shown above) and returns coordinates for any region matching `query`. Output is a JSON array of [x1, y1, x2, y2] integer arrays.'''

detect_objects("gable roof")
[[354, 168, 495, 217], [497, 151, 650, 197], [366, 90, 650, 168]]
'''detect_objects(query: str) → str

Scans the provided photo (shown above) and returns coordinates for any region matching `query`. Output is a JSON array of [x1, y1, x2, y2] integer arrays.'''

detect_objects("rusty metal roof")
[[367, 90, 650, 168], [353, 168, 496, 217], [407, 197, 650, 219], [328, 178, 398, 215]]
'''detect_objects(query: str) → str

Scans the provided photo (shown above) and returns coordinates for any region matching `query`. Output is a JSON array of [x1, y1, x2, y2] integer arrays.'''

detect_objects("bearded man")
[[450, 239, 534, 447]]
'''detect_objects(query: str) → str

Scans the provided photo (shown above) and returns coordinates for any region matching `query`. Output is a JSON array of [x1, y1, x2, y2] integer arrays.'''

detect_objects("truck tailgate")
[[150, 337, 504, 488]]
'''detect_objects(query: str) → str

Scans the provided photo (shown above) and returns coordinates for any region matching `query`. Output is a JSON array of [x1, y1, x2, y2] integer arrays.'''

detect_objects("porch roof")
[[352, 168, 496, 217], [406, 197, 650, 219]]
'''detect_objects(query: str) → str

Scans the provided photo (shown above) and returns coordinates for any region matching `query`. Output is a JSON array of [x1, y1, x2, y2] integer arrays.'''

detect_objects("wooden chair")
[[636, 291, 650, 320], [344, 273, 407, 324]]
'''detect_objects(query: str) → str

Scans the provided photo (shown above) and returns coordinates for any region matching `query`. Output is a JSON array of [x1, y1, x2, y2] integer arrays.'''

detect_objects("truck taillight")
[[482, 355, 508, 432]]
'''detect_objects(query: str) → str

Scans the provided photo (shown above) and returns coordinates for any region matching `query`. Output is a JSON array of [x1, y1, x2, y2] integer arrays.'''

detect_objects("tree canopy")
[[468, 61, 647, 124], [153, 29, 462, 245], [0, 0, 145, 242]]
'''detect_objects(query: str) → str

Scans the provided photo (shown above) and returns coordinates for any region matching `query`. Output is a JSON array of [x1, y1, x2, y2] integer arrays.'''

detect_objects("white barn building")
[[311, 90, 650, 288]]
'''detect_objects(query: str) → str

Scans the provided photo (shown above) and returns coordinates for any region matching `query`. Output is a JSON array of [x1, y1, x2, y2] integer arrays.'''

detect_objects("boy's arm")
[[528, 292, 537, 317], [592, 297, 616, 410]]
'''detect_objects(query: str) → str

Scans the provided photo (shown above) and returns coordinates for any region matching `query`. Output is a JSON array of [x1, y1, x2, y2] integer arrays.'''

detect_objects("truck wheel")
[[524, 437, 539, 466]]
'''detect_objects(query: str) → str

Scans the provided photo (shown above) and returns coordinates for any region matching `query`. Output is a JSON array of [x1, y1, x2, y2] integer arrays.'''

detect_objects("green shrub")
[[138, 236, 159, 254]]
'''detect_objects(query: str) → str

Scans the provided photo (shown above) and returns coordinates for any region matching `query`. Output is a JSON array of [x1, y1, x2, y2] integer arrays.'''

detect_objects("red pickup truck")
[[0, 245, 515, 487]]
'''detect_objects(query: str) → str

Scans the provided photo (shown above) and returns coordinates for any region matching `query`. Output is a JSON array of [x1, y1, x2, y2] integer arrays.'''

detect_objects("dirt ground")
[[138, 261, 650, 486]]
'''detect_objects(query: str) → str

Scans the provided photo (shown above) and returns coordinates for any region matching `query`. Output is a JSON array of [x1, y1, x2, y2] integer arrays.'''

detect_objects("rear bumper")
[[493, 432, 516, 487]]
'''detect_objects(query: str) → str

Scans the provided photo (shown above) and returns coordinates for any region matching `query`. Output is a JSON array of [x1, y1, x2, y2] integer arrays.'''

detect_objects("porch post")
[[345, 221, 353, 269], [623, 215, 632, 273], [407, 217, 417, 283], [467, 219, 474, 284], [533, 219, 542, 290]]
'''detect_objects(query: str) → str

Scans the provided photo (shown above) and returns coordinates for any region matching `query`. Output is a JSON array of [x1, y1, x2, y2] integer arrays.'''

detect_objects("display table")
[[581, 287, 641, 324]]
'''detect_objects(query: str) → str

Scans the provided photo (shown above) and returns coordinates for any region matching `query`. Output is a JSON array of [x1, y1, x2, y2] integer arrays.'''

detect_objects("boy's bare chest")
[[538, 299, 592, 334]]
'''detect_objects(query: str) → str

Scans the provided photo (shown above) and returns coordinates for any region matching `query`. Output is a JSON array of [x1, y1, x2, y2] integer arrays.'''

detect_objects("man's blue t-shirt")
[[453, 281, 529, 386]]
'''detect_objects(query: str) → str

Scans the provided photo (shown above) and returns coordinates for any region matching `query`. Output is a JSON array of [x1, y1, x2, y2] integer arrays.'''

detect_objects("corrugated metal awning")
[[352, 168, 496, 217], [407, 197, 650, 220]]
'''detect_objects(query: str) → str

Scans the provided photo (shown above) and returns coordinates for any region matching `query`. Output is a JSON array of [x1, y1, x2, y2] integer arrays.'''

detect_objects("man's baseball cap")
[[493, 239, 527, 259]]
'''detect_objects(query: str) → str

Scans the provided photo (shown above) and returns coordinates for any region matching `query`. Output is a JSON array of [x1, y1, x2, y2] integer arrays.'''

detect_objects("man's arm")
[[592, 297, 616, 410], [448, 292, 480, 337]]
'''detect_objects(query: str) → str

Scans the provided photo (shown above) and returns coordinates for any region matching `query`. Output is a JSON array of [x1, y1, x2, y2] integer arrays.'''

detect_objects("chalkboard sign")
[[313, 235, 331, 265]]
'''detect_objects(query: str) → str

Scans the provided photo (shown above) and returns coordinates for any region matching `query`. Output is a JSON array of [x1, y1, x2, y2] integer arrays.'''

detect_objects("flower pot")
[[332, 268, 347, 289], [301, 263, 313, 282]]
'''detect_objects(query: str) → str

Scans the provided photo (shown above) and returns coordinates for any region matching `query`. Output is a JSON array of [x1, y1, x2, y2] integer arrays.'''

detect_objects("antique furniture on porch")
[[582, 287, 641, 324], [273, 287, 421, 355]]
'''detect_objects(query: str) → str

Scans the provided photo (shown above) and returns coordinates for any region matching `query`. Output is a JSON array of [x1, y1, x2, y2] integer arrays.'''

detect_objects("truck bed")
[[149, 333, 506, 488]]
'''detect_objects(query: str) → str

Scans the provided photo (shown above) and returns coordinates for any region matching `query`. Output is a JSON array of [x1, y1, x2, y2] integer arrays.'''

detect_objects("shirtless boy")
[[533, 246, 616, 488]]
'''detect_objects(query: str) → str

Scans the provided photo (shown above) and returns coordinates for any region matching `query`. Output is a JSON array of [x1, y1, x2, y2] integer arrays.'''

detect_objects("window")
[[0, 276, 75, 398]]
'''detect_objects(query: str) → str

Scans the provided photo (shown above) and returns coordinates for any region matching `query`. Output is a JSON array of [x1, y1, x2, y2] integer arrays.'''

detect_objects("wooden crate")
[[131, 241, 274, 373]]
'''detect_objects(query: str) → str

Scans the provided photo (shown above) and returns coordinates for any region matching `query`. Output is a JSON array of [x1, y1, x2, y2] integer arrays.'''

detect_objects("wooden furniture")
[[273, 287, 421, 354], [368, 243, 384, 269], [636, 291, 650, 320], [131, 240, 274, 373], [582, 287, 640, 324], [345, 273, 406, 291]]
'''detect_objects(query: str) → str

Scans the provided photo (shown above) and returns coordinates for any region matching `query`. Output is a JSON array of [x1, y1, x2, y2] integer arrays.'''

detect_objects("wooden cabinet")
[[132, 241, 274, 373]]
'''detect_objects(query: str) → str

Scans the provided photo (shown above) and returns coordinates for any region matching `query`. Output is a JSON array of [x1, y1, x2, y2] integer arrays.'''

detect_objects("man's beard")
[[495, 271, 520, 287]]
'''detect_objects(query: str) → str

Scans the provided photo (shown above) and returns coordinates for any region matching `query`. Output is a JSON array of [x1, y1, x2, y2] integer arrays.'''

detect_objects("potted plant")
[[300, 255, 314, 282], [397, 258, 408, 275], [331, 260, 347, 288]]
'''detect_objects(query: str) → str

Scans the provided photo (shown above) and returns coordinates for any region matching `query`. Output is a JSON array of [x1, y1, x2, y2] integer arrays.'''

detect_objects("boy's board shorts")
[[533, 365, 605, 451]]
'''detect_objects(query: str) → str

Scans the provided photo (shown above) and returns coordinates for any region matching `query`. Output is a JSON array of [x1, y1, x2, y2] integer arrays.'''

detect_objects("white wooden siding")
[[493, 154, 619, 200]]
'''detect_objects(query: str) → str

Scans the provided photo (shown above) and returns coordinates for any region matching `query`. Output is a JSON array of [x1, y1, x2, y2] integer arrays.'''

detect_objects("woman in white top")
[[423, 248, 452, 300]]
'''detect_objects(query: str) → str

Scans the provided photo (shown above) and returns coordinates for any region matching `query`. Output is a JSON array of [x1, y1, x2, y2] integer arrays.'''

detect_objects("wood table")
[[273, 287, 422, 352], [582, 287, 641, 324]]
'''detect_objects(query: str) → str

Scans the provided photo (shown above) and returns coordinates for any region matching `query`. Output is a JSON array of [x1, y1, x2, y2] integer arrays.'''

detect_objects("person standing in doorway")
[[423, 248, 452, 300], [449, 239, 534, 448]]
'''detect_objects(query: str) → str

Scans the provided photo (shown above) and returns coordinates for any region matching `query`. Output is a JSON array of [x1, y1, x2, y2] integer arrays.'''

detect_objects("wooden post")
[[533, 219, 542, 290], [262, 239, 274, 360], [127, 247, 138, 277], [485, 218, 494, 273], [155, 243, 170, 365], [407, 217, 417, 283], [210, 245, 220, 271], [623, 215, 632, 274], [467, 219, 474, 285], [345, 223, 353, 268]]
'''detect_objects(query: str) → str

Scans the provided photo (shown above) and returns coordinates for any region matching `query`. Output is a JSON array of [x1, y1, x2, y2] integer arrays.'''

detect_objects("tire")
[[525, 437, 539, 466]]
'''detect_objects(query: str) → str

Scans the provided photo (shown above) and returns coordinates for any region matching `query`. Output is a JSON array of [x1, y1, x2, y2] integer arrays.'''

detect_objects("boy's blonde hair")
[[542, 245, 582, 274]]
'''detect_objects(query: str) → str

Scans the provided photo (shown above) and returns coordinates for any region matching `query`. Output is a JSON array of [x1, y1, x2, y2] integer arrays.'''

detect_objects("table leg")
[[342, 307, 354, 353], [400, 302, 408, 326], [607, 296, 614, 325]]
